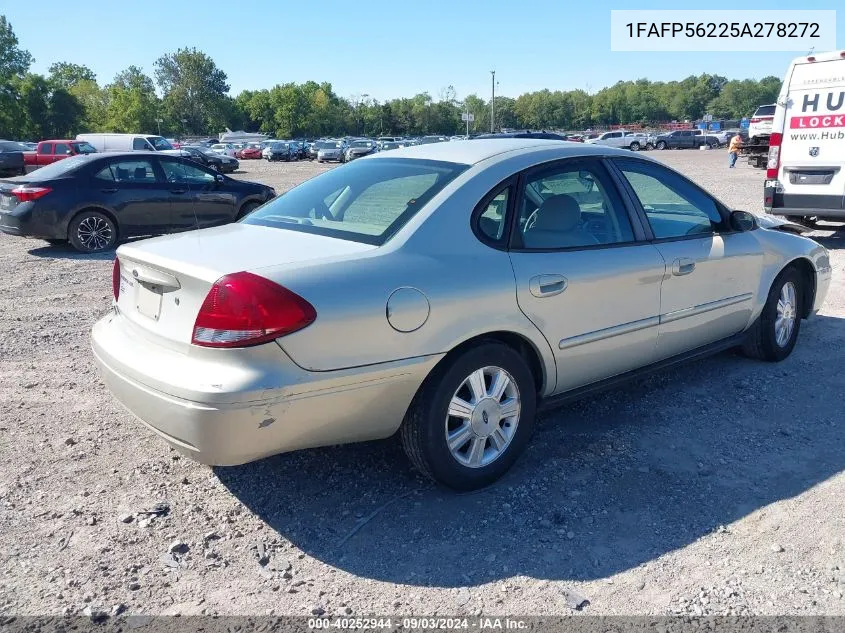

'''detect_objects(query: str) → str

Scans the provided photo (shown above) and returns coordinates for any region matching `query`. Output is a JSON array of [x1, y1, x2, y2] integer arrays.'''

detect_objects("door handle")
[[529, 274, 568, 298], [672, 258, 696, 276], [170, 189, 187, 194], [100, 188, 118, 193]]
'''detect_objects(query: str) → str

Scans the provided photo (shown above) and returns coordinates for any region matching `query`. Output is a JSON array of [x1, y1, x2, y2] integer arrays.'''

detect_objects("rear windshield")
[[243, 158, 468, 245], [19, 154, 92, 180], [316, 141, 341, 149], [754, 105, 776, 117]]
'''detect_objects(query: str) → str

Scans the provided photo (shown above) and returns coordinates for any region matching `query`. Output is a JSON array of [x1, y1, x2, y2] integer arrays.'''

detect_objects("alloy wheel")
[[76, 216, 114, 251], [444, 366, 521, 469], [775, 281, 797, 348]]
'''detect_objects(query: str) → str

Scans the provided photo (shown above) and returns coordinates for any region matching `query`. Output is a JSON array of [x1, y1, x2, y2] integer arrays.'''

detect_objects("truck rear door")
[[776, 57, 845, 218]]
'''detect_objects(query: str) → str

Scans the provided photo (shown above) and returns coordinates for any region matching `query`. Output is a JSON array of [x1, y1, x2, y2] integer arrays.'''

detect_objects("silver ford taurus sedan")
[[92, 139, 831, 490]]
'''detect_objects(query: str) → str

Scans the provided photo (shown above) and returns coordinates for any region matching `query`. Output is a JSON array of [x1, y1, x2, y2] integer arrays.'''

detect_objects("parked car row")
[[0, 151, 271, 252]]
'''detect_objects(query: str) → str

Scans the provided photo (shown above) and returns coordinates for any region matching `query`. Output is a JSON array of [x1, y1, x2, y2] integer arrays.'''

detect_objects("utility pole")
[[490, 70, 496, 133]]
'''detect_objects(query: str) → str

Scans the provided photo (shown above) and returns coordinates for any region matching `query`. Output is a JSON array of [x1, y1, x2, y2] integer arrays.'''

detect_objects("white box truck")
[[764, 50, 845, 223]]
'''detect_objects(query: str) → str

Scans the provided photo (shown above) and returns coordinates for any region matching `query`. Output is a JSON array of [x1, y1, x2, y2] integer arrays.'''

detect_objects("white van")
[[764, 50, 845, 222], [75, 133, 184, 156]]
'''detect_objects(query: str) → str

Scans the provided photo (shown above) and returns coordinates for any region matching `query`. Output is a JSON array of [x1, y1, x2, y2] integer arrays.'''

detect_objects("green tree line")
[[0, 15, 782, 141]]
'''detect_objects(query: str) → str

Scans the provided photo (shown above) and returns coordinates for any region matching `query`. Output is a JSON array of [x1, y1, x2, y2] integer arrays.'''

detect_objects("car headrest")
[[133, 167, 147, 180], [533, 194, 581, 232]]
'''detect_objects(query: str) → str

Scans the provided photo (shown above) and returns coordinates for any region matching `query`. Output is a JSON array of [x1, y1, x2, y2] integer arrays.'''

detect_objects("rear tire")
[[68, 210, 117, 253], [742, 266, 803, 362], [400, 342, 536, 491]]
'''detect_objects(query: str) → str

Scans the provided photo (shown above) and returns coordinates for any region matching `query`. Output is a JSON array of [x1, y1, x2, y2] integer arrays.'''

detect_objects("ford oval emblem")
[[809, 147, 819, 157], [132, 269, 139, 278]]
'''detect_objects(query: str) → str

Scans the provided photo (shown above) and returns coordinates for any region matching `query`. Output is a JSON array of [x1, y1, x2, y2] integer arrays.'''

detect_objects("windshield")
[[20, 154, 92, 180], [148, 136, 173, 151], [316, 141, 341, 149], [271, 143, 288, 149], [71, 142, 97, 154], [351, 141, 373, 148], [244, 158, 468, 245]]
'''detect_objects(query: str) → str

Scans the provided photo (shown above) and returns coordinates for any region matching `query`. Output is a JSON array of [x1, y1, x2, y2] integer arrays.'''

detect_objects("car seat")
[[523, 194, 599, 248]]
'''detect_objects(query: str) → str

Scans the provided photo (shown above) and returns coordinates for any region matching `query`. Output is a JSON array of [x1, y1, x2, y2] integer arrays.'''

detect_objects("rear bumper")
[[91, 311, 441, 466], [764, 187, 845, 219], [0, 206, 66, 239]]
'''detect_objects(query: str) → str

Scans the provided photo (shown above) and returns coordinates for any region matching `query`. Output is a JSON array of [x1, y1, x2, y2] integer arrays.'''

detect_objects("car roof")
[[367, 138, 633, 165]]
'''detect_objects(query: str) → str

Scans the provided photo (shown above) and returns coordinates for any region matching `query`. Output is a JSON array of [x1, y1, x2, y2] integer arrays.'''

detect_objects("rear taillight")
[[112, 258, 121, 301], [191, 271, 316, 348], [11, 186, 51, 202], [766, 132, 783, 179]]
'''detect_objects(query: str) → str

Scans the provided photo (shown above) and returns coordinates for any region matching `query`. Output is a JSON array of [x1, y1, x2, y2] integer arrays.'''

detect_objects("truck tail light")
[[766, 132, 783, 179]]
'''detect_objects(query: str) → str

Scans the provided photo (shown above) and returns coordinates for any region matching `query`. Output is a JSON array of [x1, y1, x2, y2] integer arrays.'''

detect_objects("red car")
[[236, 146, 262, 159]]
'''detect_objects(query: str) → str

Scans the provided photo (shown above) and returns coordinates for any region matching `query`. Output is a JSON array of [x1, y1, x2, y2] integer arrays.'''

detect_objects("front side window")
[[161, 160, 215, 185], [244, 158, 468, 245], [132, 138, 150, 150], [615, 159, 723, 239], [95, 160, 157, 183], [54, 142, 70, 155], [517, 162, 634, 249]]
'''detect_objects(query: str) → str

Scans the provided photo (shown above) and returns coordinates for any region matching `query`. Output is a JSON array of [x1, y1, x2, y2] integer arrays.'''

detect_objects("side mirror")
[[215, 174, 225, 183], [730, 210, 758, 232], [66, 149, 73, 155]]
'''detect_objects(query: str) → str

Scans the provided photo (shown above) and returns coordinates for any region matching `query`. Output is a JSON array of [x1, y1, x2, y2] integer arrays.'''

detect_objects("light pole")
[[490, 70, 496, 133], [155, 118, 163, 136]]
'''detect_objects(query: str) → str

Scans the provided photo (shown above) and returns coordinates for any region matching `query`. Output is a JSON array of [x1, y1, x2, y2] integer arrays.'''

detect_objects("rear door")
[[777, 58, 845, 214], [37, 143, 53, 165], [90, 157, 172, 236], [612, 158, 763, 359]]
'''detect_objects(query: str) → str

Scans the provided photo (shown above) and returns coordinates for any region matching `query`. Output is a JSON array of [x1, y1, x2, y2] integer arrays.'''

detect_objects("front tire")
[[742, 266, 803, 362], [629, 141, 640, 151], [400, 342, 536, 491], [656, 141, 667, 150], [68, 210, 117, 253]]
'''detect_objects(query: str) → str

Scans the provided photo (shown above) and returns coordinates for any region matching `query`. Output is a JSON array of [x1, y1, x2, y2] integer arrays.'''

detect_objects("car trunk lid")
[[114, 223, 376, 349]]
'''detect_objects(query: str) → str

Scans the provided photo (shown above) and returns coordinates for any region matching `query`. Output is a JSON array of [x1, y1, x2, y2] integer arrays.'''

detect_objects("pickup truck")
[[585, 130, 656, 151], [653, 129, 721, 150], [0, 140, 27, 176], [23, 140, 97, 168]]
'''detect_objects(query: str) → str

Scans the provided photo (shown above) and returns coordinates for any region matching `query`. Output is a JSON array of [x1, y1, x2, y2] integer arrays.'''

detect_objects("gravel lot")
[[1, 149, 844, 618]]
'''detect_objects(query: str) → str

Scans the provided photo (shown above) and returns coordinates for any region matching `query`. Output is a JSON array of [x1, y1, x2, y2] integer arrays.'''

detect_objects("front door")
[[612, 158, 764, 359], [507, 158, 665, 393], [90, 158, 171, 237], [159, 158, 236, 231]]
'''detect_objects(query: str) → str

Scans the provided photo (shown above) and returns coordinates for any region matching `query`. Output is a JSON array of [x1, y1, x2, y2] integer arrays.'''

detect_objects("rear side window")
[[38, 143, 53, 155], [244, 158, 468, 245], [95, 160, 158, 183]]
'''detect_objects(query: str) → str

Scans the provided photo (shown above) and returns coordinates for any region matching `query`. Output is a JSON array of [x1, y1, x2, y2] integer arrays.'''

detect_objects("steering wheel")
[[524, 209, 539, 231]]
